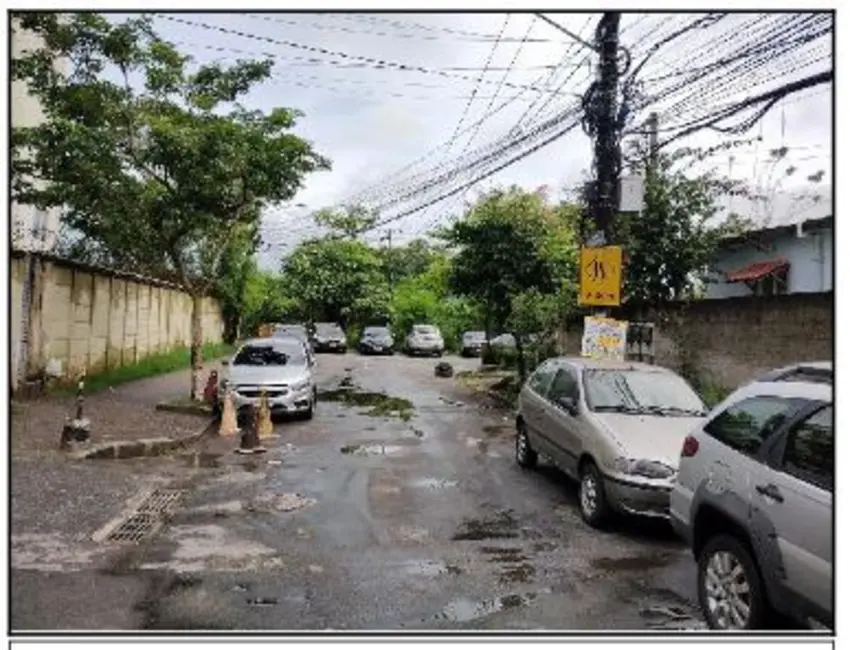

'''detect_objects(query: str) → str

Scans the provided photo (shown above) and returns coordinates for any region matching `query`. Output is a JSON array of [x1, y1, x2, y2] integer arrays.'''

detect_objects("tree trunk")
[[190, 294, 204, 402], [514, 334, 528, 382]]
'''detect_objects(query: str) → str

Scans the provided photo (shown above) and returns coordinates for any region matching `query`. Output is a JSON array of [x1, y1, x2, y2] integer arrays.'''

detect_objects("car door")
[[758, 402, 833, 619], [695, 395, 808, 520], [520, 360, 558, 451], [540, 365, 583, 476]]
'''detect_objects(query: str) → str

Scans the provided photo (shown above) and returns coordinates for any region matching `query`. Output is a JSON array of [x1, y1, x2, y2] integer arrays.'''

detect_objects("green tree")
[[611, 140, 752, 305], [11, 13, 329, 398], [313, 205, 377, 239], [214, 222, 261, 344], [443, 187, 578, 378], [382, 238, 438, 285], [280, 238, 389, 328]]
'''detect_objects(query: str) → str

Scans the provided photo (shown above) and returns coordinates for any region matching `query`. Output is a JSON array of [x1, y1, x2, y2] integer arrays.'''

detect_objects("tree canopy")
[[11, 13, 328, 397]]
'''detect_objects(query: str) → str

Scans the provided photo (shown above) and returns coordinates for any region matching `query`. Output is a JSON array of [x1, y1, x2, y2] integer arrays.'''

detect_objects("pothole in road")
[[452, 510, 518, 541], [432, 590, 550, 623], [248, 492, 316, 513], [401, 559, 464, 577], [591, 553, 674, 572], [480, 546, 528, 563], [340, 443, 407, 456], [318, 388, 414, 421], [409, 477, 458, 490]]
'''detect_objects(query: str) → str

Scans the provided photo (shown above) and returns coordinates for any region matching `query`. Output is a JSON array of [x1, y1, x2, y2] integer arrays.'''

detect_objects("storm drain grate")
[[105, 488, 186, 544]]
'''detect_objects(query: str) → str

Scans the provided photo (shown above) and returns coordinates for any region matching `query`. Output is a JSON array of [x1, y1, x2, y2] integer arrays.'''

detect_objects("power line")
[[535, 13, 598, 52], [153, 14, 567, 96], [445, 14, 511, 148]]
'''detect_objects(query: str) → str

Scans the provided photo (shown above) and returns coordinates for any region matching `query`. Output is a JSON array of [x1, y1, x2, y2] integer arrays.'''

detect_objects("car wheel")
[[698, 534, 767, 630], [515, 421, 538, 469], [578, 461, 610, 528]]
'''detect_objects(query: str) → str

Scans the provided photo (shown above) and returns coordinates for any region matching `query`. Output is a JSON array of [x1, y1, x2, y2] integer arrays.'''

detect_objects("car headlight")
[[291, 379, 311, 391], [612, 457, 675, 479]]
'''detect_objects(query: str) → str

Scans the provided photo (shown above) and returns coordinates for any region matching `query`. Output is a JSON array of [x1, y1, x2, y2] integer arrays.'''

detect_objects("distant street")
[[13, 353, 701, 631]]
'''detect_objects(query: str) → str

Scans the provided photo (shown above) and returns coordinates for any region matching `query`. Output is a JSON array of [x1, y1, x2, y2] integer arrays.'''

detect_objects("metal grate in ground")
[[104, 488, 186, 544]]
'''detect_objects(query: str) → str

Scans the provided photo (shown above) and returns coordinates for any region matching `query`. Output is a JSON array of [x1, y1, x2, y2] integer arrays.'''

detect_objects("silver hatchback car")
[[516, 357, 707, 528], [670, 361, 833, 630]]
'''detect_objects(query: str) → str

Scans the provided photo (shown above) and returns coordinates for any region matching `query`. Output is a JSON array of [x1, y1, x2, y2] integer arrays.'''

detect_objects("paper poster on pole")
[[581, 316, 628, 361]]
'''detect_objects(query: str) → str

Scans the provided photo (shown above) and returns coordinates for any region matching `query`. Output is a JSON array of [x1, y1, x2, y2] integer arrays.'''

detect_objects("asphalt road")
[[12, 352, 703, 631]]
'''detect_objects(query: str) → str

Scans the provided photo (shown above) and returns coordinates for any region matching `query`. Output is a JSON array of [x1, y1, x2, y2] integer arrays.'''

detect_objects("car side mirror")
[[557, 396, 579, 416]]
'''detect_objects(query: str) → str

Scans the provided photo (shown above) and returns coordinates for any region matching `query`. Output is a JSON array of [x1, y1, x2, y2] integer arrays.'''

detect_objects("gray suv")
[[670, 362, 833, 630]]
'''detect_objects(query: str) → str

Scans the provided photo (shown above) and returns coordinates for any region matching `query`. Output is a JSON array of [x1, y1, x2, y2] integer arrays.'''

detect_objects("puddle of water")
[[340, 443, 406, 457], [434, 590, 546, 623], [182, 452, 221, 469], [318, 388, 413, 420], [499, 563, 536, 584], [409, 477, 458, 490], [480, 546, 528, 563], [592, 554, 673, 572], [401, 559, 464, 577], [452, 511, 518, 541]]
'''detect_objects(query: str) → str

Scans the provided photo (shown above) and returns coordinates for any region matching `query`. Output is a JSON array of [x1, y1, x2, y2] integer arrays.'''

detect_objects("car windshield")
[[316, 323, 343, 336], [464, 331, 486, 341], [583, 369, 706, 416], [233, 343, 305, 366], [414, 326, 438, 336], [274, 325, 305, 337], [364, 327, 389, 337]]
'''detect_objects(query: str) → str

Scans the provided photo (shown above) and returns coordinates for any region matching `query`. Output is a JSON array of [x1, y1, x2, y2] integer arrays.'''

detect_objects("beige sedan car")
[[516, 357, 708, 528]]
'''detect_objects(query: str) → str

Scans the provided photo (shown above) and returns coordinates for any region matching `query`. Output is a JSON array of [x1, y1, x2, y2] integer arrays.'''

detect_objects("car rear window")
[[703, 395, 806, 456]]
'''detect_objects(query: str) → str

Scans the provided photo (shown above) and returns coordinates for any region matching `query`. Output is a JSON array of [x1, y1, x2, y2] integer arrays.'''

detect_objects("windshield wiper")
[[655, 406, 706, 417], [593, 404, 644, 414]]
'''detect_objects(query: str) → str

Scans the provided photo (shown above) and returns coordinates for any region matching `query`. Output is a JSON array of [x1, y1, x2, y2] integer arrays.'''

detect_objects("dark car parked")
[[460, 331, 487, 357], [311, 322, 347, 353], [359, 326, 394, 355]]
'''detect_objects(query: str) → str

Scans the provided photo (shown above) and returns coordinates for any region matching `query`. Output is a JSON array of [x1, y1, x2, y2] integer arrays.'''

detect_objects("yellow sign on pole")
[[579, 245, 623, 307]]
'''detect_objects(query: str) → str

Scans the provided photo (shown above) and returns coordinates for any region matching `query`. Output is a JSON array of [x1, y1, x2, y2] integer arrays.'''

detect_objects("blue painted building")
[[705, 209, 833, 300]]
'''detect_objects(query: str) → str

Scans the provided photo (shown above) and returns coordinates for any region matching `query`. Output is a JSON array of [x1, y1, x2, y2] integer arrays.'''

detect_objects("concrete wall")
[[11, 253, 224, 390], [558, 292, 833, 390], [706, 227, 833, 299]]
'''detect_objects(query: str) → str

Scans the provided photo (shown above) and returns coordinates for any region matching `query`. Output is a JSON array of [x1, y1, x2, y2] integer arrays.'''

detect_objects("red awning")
[[726, 258, 789, 283]]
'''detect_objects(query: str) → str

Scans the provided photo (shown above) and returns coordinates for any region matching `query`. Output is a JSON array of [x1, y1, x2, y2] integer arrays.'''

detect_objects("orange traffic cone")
[[219, 390, 240, 437], [257, 389, 274, 440]]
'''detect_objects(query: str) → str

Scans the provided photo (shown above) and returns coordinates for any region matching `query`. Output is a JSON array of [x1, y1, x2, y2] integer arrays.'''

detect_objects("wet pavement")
[[11, 353, 703, 631]]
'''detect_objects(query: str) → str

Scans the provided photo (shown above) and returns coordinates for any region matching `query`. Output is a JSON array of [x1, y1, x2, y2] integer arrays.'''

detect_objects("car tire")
[[698, 534, 768, 631], [578, 461, 610, 528], [515, 421, 538, 469]]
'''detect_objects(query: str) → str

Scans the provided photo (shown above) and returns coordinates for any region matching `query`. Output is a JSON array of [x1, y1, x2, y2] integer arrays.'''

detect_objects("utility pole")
[[591, 12, 621, 245]]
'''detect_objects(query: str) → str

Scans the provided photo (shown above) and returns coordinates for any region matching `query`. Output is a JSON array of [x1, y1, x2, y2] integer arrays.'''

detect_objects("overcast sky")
[[121, 12, 832, 267]]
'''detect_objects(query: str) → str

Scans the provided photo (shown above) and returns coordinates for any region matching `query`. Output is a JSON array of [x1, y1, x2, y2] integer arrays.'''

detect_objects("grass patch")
[[318, 388, 414, 421], [55, 342, 235, 396]]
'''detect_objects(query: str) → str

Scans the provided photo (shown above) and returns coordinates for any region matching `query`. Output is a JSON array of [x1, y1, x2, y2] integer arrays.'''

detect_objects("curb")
[[155, 402, 214, 417], [72, 419, 218, 461]]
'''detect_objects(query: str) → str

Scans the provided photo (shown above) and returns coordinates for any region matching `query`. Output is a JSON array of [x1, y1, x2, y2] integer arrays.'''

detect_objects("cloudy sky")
[[121, 12, 831, 267]]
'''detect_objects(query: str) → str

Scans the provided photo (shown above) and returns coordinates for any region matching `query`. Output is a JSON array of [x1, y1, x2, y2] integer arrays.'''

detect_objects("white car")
[[219, 336, 317, 420], [405, 324, 445, 357]]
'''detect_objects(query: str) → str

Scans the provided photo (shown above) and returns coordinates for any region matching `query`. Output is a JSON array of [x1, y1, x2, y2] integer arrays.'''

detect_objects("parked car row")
[[264, 321, 525, 358], [514, 357, 833, 632]]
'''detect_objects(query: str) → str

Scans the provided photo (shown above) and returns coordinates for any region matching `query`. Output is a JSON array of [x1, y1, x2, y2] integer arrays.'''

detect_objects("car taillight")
[[681, 435, 700, 458]]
